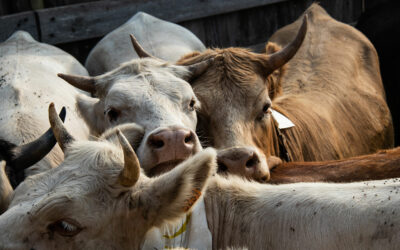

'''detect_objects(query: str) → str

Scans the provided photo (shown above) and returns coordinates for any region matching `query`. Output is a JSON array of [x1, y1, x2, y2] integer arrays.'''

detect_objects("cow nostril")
[[245, 155, 259, 168], [184, 133, 193, 144], [261, 176, 268, 182], [217, 161, 228, 172], [246, 158, 256, 168], [149, 138, 164, 149]]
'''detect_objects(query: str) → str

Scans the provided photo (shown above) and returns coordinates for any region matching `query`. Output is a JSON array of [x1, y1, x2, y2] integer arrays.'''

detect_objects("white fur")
[[0, 135, 216, 249], [77, 59, 202, 172], [85, 12, 205, 75], [0, 31, 89, 176], [205, 176, 400, 249], [1, 132, 400, 249]]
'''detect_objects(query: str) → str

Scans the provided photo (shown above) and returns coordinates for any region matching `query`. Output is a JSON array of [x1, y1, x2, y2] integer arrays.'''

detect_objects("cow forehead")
[[195, 74, 267, 115], [106, 65, 194, 102], [10, 141, 123, 207]]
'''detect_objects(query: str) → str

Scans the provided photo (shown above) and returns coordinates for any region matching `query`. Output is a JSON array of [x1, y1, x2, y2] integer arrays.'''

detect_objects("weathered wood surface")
[[0, 0, 363, 46], [181, 0, 363, 48], [0, 12, 38, 42]]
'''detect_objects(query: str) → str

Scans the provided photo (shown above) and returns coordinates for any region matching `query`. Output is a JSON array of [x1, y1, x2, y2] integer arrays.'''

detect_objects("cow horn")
[[10, 107, 66, 172], [116, 129, 140, 187], [49, 103, 75, 152], [183, 58, 214, 81], [130, 34, 154, 59], [58, 73, 96, 94], [266, 15, 308, 74]]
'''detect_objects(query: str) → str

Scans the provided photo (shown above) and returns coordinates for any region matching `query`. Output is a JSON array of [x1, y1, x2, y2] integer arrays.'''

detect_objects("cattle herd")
[[0, 3, 399, 249]]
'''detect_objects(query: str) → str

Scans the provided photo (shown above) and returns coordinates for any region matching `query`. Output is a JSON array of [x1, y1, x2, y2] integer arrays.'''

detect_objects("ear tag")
[[270, 109, 295, 129]]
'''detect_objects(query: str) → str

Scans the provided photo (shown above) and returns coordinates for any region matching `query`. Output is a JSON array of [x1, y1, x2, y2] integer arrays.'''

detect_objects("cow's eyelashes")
[[257, 103, 271, 121], [188, 99, 196, 111], [48, 219, 82, 237], [105, 108, 120, 122], [262, 103, 271, 113]]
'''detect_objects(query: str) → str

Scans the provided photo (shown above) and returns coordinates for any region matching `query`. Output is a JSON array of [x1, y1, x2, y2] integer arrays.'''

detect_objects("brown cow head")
[[176, 17, 307, 182]]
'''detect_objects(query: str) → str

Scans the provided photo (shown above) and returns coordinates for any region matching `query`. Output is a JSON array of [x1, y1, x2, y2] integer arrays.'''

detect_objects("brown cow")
[[266, 147, 400, 184], [176, 4, 394, 180]]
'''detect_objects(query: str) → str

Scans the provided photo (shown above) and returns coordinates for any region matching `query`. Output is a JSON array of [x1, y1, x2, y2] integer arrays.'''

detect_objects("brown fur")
[[269, 147, 400, 184], [177, 4, 393, 166]]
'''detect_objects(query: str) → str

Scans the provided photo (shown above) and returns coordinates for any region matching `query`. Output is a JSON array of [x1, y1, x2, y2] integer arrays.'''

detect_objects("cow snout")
[[146, 127, 198, 176], [217, 147, 270, 182]]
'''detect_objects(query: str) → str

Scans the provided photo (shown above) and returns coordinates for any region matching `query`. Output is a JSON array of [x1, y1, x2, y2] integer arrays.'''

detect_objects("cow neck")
[[142, 196, 212, 249], [266, 115, 292, 162], [203, 177, 269, 249]]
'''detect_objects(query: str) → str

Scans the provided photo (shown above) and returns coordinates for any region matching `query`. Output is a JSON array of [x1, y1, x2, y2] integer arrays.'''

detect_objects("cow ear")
[[137, 148, 216, 226], [76, 94, 107, 136], [100, 123, 145, 150]]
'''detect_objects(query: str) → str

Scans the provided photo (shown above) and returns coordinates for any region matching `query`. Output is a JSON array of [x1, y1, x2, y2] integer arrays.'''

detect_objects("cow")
[[174, 4, 394, 178], [1, 105, 399, 249], [0, 31, 90, 181], [58, 44, 214, 177], [267, 146, 400, 184], [85, 12, 206, 76]]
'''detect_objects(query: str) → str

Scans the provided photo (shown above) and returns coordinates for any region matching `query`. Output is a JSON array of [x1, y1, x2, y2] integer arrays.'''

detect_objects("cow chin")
[[147, 159, 185, 177]]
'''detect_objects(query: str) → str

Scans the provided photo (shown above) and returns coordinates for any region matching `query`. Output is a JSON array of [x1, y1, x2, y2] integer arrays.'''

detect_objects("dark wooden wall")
[[0, 0, 363, 63]]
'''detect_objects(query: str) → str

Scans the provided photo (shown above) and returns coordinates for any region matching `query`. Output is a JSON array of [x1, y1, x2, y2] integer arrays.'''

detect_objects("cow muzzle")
[[217, 147, 270, 182], [143, 126, 201, 176]]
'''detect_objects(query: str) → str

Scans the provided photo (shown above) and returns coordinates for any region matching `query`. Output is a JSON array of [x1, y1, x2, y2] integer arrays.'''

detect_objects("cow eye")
[[257, 103, 271, 121], [189, 99, 196, 111], [106, 108, 120, 122], [48, 219, 82, 237], [262, 103, 271, 113]]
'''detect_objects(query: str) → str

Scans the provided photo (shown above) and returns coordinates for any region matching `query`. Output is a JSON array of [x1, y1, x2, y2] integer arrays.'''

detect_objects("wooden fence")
[[0, 0, 363, 62]]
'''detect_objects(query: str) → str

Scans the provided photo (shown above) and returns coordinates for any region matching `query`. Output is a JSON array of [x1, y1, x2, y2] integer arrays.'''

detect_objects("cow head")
[[0, 104, 216, 249], [58, 37, 213, 176], [177, 17, 307, 182]]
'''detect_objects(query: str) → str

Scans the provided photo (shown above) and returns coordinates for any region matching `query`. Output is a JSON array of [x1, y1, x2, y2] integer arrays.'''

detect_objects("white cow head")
[[58, 35, 213, 177], [0, 104, 216, 249]]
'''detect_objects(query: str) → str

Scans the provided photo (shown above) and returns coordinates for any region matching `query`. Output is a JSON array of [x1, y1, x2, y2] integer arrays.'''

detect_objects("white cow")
[[85, 12, 206, 76], [0, 31, 89, 180], [59, 40, 213, 177], [0, 107, 399, 249]]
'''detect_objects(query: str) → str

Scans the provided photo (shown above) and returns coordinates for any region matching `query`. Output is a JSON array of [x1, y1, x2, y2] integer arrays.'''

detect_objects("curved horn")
[[49, 103, 75, 152], [130, 34, 154, 59], [266, 15, 308, 74], [183, 58, 214, 81], [10, 107, 66, 172], [58, 73, 96, 94], [116, 129, 140, 187]]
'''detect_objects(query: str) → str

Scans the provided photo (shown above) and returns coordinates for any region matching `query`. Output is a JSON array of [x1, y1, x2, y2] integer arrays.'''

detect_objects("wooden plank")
[[43, 0, 101, 8], [0, 11, 38, 42], [181, 0, 362, 48], [37, 0, 290, 44]]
